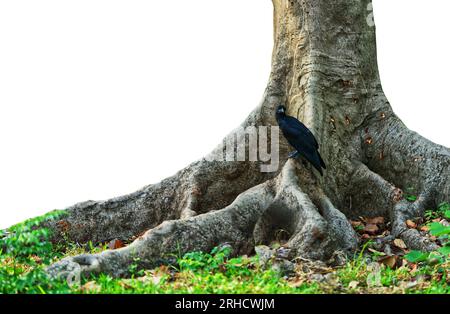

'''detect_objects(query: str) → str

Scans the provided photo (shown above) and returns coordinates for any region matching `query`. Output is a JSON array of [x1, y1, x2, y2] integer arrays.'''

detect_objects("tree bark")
[[46, 0, 450, 278]]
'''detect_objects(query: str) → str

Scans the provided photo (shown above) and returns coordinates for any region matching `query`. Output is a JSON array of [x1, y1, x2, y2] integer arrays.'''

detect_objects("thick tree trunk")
[[46, 0, 449, 278]]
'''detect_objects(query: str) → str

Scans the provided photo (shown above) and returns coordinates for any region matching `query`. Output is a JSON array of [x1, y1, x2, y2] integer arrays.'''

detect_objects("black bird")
[[276, 105, 326, 175]]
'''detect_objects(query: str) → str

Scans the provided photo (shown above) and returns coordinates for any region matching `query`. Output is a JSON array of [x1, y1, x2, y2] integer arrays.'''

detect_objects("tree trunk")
[[46, 0, 450, 278]]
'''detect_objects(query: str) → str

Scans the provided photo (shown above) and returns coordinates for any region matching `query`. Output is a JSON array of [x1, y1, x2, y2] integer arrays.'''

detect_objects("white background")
[[0, 0, 449, 229]]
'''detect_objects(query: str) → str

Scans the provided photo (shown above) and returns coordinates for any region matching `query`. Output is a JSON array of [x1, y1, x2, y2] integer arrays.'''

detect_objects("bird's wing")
[[283, 116, 319, 149]]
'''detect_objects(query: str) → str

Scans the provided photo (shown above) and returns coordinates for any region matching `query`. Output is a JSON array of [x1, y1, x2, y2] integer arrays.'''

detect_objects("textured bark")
[[46, 0, 449, 278]]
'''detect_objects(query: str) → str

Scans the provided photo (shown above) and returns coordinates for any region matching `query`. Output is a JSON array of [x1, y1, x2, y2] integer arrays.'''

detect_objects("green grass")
[[1, 203, 449, 294]]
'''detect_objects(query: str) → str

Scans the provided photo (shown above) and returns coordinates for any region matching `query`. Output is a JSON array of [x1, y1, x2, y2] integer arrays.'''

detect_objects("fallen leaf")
[[393, 239, 407, 249], [348, 281, 359, 289], [81, 281, 101, 293], [364, 224, 379, 235], [118, 280, 133, 289], [108, 239, 125, 250], [289, 278, 305, 288], [406, 220, 417, 229], [361, 234, 372, 239], [30, 255, 42, 264], [420, 226, 430, 232], [366, 217, 385, 225], [379, 255, 397, 268]]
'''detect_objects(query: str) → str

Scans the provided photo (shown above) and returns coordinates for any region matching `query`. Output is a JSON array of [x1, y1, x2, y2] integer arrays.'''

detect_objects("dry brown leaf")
[[289, 278, 305, 288], [379, 255, 397, 268], [81, 281, 101, 293], [366, 217, 385, 225], [364, 224, 379, 235], [420, 225, 430, 232], [108, 239, 125, 250], [393, 239, 407, 249], [118, 280, 133, 289], [406, 220, 417, 229], [30, 255, 42, 264]]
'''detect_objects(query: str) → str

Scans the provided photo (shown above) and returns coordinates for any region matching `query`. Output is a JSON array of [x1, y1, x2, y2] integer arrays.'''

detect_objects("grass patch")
[[1, 203, 449, 294]]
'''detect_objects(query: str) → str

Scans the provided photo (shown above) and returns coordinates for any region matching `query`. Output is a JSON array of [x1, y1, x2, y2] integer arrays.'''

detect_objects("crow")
[[276, 105, 326, 176]]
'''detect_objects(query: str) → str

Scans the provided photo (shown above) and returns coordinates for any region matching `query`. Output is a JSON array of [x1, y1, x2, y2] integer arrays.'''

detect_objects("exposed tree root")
[[48, 180, 276, 278], [348, 161, 441, 252], [47, 160, 361, 279], [391, 193, 440, 252]]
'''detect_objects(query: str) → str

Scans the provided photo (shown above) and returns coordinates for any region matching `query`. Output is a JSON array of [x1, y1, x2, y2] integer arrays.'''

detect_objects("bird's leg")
[[288, 150, 300, 159]]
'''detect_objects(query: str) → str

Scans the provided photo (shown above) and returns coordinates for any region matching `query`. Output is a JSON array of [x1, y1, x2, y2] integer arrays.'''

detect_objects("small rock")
[[309, 273, 326, 282], [255, 245, 275, 266], [276, 247, 292, 259], [328, 250, 348, 266], [272, 259, 296, 276]]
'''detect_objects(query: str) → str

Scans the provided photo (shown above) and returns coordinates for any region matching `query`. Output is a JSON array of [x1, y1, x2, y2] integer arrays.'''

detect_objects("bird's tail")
[[311, 154, 324, 176], [318, 152, 326, 169]]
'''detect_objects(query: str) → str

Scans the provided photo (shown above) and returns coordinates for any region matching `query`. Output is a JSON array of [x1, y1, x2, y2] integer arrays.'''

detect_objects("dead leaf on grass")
[[393, 239, 407, 249], [379, 255, 398, 268], [406, 220, 417, 229]]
